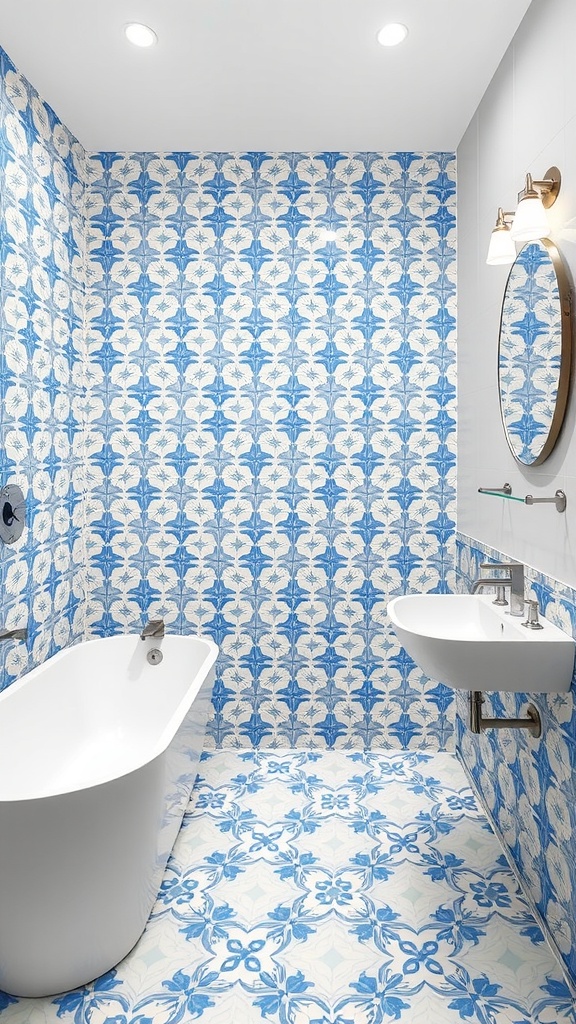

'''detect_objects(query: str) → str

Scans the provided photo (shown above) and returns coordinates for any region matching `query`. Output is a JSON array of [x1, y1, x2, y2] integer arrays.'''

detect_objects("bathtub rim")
[[0, 631, 218, 803]]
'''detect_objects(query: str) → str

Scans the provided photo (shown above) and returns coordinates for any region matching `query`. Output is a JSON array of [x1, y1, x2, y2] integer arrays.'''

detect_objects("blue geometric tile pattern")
[[84, 150, 457, 749], [0, 40, 457, 748], [1, 750, 573, 1023], [0, 46, 87, 690], [1, 31, 574, 1020], [456, 532, 576, 986]]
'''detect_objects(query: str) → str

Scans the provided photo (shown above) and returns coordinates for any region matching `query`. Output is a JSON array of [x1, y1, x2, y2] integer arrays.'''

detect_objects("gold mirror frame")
[[498, 237, 573, 466]]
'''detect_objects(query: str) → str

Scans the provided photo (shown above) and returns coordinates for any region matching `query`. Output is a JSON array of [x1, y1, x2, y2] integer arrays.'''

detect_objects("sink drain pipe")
[[469, 690, 542, 738]]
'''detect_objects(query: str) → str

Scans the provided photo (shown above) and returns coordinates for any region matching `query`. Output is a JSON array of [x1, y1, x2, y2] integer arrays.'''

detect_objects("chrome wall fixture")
[[477, 483, 512, 495], [0, 627, 27, 642], [486, 166, 561, 265], [469, 691, 542, 737], [0, 484, 26, 545], [478, 484, 567, 512]]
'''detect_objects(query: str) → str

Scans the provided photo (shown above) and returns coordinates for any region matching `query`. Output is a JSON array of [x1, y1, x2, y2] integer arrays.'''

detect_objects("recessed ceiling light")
[[377, 22, 409, 47], [125, 23, 158, 48]]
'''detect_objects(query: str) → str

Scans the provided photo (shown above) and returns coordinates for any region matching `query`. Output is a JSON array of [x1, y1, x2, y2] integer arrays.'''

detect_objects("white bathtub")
[[0, 631, 218, 998]]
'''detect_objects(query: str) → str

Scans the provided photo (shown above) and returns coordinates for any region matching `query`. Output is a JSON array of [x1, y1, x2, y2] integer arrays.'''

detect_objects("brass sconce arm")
[[517, 167, 561, 208], [495, 208, 515, 227]]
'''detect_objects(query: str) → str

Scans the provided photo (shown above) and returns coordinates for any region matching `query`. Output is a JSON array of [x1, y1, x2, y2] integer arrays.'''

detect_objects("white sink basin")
[[387, 594, 575, 693]]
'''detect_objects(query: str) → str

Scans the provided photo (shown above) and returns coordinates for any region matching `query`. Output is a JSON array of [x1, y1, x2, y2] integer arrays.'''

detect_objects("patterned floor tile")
[[0, 750, 574, 1024]]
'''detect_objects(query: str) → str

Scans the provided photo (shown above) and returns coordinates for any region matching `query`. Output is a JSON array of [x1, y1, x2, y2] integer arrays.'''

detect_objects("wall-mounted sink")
[[387, 594, 575, 693]]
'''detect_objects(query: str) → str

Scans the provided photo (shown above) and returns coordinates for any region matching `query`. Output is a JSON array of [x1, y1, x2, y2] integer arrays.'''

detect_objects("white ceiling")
[[0, 0, 533, 153]]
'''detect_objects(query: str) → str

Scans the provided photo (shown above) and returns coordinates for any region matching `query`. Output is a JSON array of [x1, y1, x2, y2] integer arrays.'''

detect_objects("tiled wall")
[[0, 43, 458, 748], [456, 0, 576, 987], [455, 534, 576, 984], [2, 0, 575, 992], [84, 151, 457, 748], [0, 47, 87, 688]]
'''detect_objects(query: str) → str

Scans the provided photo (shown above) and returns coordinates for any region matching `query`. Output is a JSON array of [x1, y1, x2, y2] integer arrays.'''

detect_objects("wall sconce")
[[486, 208, 516, 265], [486, 166, 561, 265], [511, 167, 561, 240]]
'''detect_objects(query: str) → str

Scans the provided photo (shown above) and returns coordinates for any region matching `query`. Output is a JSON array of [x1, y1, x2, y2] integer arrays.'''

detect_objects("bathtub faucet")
[[0, 627, 27, 642], [140, 618, 164, 640]]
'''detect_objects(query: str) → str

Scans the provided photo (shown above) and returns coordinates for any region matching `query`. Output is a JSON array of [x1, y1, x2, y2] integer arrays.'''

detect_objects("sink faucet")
[[0, 627, 27, 641], [140, 618, 164, 640], [471, 561, 525, 616]]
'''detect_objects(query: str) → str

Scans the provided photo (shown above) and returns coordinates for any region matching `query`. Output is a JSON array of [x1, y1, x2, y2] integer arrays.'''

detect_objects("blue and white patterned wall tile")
[[0, 38, 458, 748], [0, 46, 88, 690], [84, 151, 457, 749], [456, 532, 576, 985], [1, 30, 575, 1008]]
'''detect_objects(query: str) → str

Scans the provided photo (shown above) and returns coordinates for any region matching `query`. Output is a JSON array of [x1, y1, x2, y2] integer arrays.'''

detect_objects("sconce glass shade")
[[510, 191, 550, 241], [486, 224, 516, 265]]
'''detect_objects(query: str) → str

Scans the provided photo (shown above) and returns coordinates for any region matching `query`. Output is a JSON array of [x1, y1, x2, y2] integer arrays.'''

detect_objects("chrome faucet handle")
[[522, 598, 543, 630]]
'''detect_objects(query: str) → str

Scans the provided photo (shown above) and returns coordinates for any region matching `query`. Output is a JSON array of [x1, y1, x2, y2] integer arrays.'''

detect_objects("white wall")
[[457, 0, 576, 985], [458, 0, 576, 587]]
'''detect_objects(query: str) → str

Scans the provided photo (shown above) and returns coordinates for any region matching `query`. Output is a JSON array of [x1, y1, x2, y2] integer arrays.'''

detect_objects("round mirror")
[[498, 238, 572, 466]]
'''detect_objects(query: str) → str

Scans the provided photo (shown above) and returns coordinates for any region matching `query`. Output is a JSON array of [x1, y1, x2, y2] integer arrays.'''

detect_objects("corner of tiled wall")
[[0, 37, 459, 753], [455, 532, 576, 985], [0, 45, 89, 691]]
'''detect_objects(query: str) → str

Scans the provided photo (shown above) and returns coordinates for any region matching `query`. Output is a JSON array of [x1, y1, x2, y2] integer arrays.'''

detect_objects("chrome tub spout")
[[0, 627, 27, 642], [140, 619, 165, 640]]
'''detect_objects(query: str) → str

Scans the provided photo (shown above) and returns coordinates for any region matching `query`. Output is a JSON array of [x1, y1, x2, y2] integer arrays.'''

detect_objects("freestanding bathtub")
[[0, 631, 218, 998]]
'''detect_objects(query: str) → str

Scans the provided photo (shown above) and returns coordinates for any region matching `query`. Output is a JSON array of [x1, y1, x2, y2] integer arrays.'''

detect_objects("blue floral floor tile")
[[1, 750, 574, 1024]]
